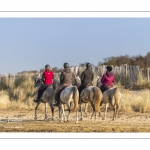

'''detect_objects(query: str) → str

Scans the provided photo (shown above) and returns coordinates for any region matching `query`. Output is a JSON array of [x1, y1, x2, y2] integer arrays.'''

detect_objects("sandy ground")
[[0, 104, 150, 133]]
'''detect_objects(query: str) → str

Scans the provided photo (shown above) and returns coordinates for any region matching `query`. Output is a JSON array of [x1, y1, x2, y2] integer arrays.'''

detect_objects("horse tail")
[[113, 87, 121, 108], [93, 87, 102, 112], [72, 86, 79, 112]]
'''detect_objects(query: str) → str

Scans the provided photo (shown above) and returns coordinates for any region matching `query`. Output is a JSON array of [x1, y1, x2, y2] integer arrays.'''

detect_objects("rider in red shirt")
[[34, 64, 54, 103]]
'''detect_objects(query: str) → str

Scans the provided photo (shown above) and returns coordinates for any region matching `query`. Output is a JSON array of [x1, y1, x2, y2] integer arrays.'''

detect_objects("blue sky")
[[0, 18, 150, 75]]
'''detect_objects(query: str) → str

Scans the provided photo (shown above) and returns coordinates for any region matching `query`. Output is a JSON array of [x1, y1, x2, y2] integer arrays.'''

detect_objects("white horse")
[[97, 76, 121, 120], [59, 85, 79, 123], [79, 86, 103, 120]]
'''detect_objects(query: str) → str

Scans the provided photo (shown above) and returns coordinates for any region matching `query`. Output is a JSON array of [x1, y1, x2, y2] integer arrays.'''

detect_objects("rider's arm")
[[42, 73, 45, 83], [80, 71, 85, 83], [60, 71, 64, 84]]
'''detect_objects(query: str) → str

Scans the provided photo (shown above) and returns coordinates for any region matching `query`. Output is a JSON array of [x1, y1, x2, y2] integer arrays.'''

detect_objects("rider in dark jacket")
[[34, 64, 54, 103], [78, 63, 94, 95], [52, 62, 75, 106]]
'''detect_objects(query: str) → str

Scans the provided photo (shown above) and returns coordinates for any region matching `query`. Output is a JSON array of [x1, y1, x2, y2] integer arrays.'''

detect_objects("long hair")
[[45, 68, 50, 71]]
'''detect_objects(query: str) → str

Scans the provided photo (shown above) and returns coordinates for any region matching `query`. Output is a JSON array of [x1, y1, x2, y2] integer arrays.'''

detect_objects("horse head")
[[96, 76, 102, 88], [34, 74, 43, 88], [53, 79, 60, 90], [74, 76, 81, 88]]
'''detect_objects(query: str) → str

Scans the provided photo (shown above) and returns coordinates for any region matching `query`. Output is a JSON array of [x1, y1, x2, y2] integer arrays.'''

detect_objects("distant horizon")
[[1, 18, 150, 75]]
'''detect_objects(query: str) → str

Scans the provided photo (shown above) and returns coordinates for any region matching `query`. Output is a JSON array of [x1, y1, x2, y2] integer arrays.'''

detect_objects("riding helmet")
[[86, 63, 91, 69], [45, 64, 50, 69], [64, 62, 69, 68], [106, 66, 112, 72]]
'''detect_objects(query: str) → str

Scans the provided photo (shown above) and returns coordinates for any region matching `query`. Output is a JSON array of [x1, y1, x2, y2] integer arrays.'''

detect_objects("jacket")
[[42, 70, 54, 84], [60, 68, 75, 85], [81, 68, 94, 85], [101, 71, 114, 87]]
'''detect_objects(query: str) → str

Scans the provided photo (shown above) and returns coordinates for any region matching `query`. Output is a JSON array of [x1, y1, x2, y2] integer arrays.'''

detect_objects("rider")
[[100, 65, 115, 93], [52, 62, 75, 106], [78, 63, 94, 96], [33, 64, 54, 103]]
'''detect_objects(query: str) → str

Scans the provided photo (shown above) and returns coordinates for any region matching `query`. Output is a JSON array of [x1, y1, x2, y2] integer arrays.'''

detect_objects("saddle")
[[58, 85, 70, 96], [85, 83, 93, 88], [39, 85, 53, 98], [101, 85, 113, 93]]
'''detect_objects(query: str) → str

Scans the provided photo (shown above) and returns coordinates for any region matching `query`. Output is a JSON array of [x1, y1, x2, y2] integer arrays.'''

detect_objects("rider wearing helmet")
[[34, 64, 54, 103], [78, 63, 94, 96], [100, 65, 114, 93], [52, 62, 75, 106]]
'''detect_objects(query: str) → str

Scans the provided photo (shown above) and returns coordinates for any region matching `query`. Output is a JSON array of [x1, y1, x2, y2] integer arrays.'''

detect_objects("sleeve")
[[60, 71, 64, 84], [81, 71, 85, 83], [42, 73, 45, 82]]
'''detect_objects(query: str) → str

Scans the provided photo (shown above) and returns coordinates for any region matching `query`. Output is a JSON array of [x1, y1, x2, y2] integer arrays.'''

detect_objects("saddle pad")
[[58, 85, 69, 95], [85, 83, 93, 88]]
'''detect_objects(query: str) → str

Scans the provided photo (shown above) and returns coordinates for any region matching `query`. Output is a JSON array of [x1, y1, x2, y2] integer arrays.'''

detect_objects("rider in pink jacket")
[[100, 66, 114, 93]]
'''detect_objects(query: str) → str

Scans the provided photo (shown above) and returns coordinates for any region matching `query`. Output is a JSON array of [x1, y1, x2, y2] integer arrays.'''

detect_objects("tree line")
[[98, 51, 150, 69]]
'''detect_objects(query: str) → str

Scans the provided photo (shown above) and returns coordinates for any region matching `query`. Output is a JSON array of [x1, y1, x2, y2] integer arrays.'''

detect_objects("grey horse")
[[96, 76, 121, 120], [34, 75, 60, 120]]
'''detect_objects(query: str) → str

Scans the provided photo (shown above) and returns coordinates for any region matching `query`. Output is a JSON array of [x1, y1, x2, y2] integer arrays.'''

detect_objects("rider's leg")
[[52, 85, 63, 106], [33, 85, 44, 103]]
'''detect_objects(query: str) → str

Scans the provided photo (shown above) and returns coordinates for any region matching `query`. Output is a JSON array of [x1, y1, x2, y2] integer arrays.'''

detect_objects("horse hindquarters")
[[72, 86, 79, 112], [112, 88, 121, 120]]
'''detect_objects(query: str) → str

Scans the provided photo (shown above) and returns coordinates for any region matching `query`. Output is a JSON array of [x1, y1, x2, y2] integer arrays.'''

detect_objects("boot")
[[33, 97, 39, 103], [52, 94, 60, 106]]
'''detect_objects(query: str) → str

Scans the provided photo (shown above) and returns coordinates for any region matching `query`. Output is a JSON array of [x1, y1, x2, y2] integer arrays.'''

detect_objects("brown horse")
[[79, 86, 103, 120]]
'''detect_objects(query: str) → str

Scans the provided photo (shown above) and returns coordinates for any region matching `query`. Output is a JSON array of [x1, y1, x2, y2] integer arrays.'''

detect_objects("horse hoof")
[[34, 117, 37, 120]]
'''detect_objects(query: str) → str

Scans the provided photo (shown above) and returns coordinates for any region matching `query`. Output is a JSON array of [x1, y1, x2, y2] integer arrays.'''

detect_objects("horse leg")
[[85, 103, 88, 118], [34, 101, 41, 120], [90, 101, 95, 119], [49, 103, 55, 121], [66, 102, 71, 122], [75, 109, 78, 124], [44, 103, 47, 120], [104, 103, 109, 120], [60, 104, 66, 123], [80, 103, 83, 121], [59, 105, 61, 119], [112, 104, 118, 120]]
